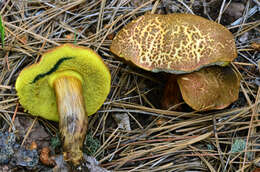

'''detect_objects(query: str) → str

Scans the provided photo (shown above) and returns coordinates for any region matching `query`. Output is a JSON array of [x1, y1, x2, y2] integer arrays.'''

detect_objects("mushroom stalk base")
[[53, 76, 87, 165]]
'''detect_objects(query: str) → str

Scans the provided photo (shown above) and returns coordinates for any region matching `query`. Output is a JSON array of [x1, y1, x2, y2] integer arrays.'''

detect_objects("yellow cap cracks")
[[15, 44, 111, 121]]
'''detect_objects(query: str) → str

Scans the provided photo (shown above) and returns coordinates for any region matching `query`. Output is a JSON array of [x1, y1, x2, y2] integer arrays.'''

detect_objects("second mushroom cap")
[[177, 66, 240, 111]]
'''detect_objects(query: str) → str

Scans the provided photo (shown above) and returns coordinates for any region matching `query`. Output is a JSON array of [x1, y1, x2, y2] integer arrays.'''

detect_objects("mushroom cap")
[[177, 66, 240, 110], [15, 44, 111, 121], [110, 13, 237, 74]]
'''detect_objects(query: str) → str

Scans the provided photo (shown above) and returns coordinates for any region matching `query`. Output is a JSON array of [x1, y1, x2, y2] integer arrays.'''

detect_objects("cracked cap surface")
[[110, 13, 237, 73]]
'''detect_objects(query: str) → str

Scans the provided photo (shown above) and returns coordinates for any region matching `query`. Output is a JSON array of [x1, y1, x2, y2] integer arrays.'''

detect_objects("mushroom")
[[110, 13, 239, 110], [177, 66, 240, 110], [15, 44, 111, 165]]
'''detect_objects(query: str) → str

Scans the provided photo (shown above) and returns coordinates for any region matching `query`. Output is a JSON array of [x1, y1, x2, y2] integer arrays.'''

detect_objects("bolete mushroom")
[[110, 13, 239, 110], [15, 44, 111, 165], [177, 66, 240, 110]]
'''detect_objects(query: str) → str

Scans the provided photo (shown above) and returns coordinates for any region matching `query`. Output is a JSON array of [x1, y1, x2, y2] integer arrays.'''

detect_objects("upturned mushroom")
[[110, 13, 240, 110], [15, 44, 111, 165]]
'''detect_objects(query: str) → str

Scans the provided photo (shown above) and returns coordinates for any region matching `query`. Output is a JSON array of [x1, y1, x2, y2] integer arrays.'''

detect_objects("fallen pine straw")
[[0, 0, 259, 171]]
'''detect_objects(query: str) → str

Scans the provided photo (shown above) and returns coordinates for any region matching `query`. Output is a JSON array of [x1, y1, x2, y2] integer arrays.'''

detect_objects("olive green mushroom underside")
[[15, 44, 111, 121], [111, 13, 237, 73], [177, 66, 240, 111]]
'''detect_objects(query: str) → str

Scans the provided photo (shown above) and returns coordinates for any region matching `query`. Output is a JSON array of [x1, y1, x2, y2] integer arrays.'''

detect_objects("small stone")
[[239, 32, 249, 43], [112, 113, 131, 131], [225, 2, 245, 21], [0, 132, 16, 164], [11, 147, 39, 168]]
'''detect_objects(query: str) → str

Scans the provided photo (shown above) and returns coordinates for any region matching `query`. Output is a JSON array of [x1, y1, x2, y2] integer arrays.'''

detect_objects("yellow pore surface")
[[15, 44, 111, 121], [110, 13, 237, 74]]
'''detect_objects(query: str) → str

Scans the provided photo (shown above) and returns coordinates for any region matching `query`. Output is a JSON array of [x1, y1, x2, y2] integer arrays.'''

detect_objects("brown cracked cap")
[[110, 13, 237, 73], [177, 66, 240, 111], [15, 44, 111, 121]]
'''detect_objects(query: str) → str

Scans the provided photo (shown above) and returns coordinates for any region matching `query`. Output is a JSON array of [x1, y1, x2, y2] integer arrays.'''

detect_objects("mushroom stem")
[[53, 75, 87, 165], [161, 75, 182, 110]]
